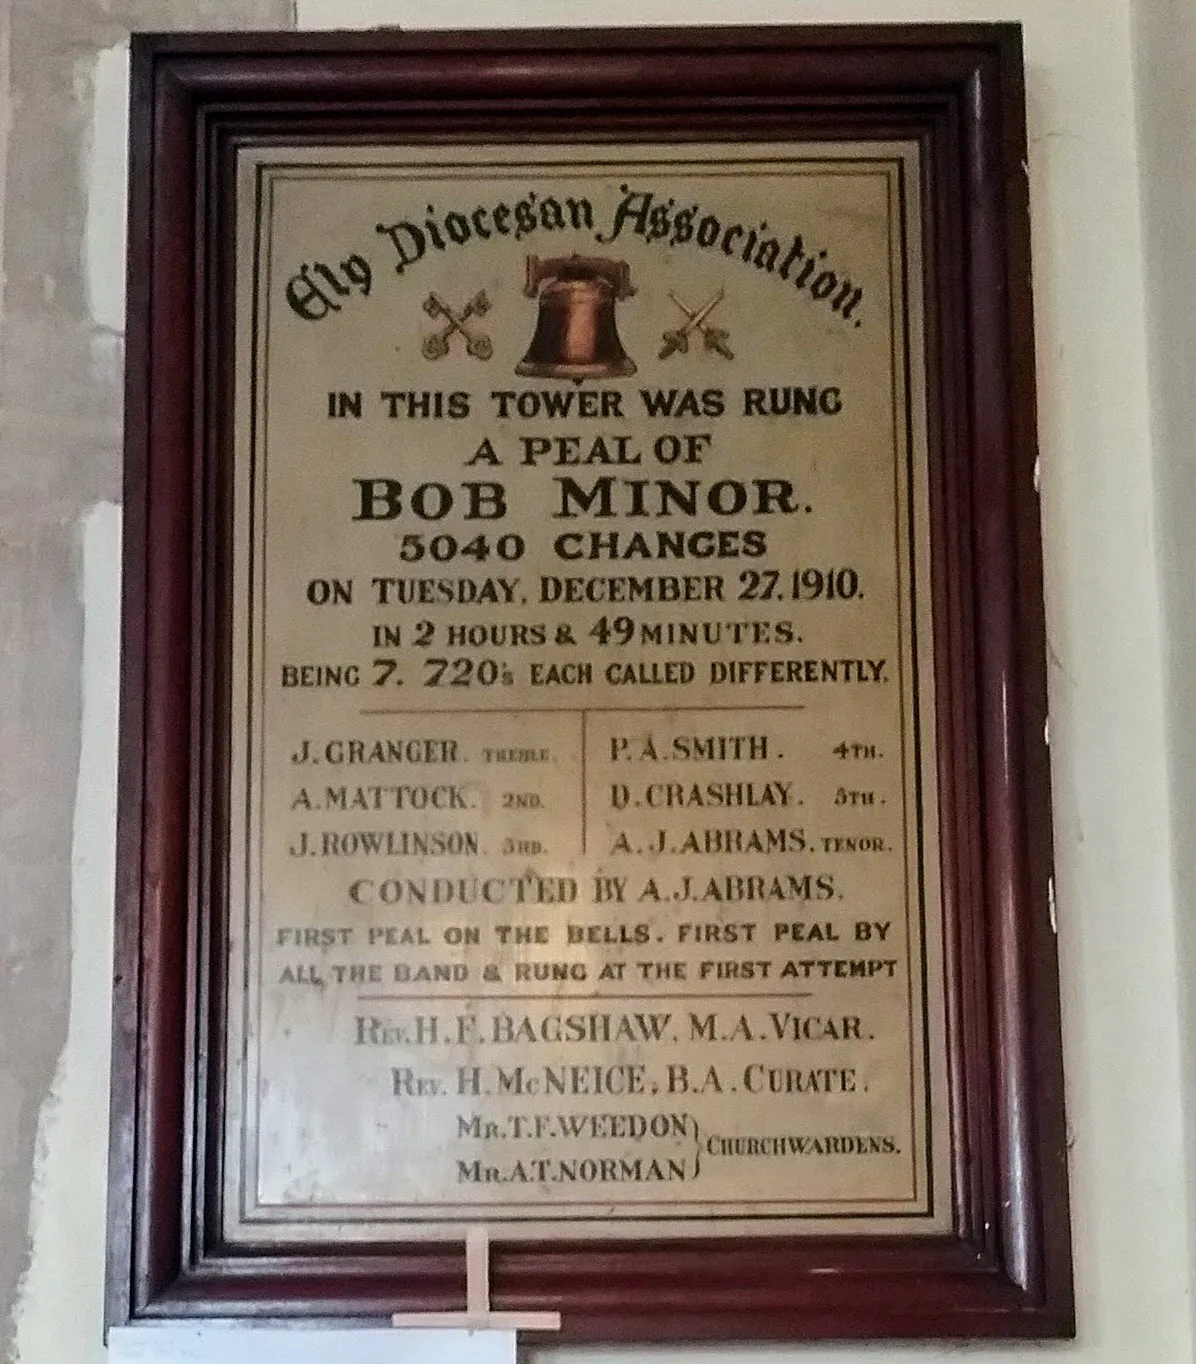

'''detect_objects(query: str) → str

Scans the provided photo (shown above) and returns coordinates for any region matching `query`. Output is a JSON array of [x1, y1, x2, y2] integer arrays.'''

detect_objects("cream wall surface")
[[4, 3, 1192, 1362], [1133, 0, 1196, 1310]]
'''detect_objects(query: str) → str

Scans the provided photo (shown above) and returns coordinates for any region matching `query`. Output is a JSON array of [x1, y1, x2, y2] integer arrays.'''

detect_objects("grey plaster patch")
[[0, 522, 81, 1364], [0, 3, 295, 1358]]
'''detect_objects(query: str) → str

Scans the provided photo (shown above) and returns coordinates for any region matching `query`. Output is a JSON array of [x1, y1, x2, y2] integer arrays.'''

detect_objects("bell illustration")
[[516, 254, 636, 382]]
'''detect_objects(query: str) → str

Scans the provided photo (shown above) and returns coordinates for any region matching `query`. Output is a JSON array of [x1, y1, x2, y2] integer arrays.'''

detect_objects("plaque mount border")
[[108, 23, 1073, 1342]]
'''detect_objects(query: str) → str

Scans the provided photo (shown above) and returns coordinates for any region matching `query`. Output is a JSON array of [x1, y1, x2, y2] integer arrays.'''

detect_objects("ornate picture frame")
[[108, 24, 1072, 1341]]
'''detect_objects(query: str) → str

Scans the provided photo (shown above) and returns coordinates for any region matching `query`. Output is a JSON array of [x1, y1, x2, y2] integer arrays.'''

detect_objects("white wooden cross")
[[391, 1226, 562, 1332]]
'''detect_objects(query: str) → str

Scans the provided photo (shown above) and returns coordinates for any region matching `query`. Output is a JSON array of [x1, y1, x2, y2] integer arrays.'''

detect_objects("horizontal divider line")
[[358, 704, 807, 715], [356, 992, 815, 1002]]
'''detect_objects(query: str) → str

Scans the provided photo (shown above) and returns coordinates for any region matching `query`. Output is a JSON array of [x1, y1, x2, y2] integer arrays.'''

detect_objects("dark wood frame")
[[108, 23, 1072, 1342]]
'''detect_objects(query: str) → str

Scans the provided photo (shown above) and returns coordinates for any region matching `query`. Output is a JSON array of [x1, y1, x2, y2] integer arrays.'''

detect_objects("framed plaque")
[[108, 24, 1073, 1341]]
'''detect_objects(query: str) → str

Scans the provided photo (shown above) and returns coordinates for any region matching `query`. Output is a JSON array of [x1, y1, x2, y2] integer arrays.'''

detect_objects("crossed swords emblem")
[[421, 290, 493, 360], [420, 283, 733, 365], [659, 287, 733, 361]]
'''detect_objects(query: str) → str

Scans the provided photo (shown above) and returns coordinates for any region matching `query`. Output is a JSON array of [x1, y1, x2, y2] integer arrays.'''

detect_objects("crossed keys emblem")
[[659, 287, 734, 361], [421, 290, 493, 360]]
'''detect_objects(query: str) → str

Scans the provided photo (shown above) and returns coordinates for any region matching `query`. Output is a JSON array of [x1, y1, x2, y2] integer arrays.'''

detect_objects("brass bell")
[[516, 254, 636, 382]]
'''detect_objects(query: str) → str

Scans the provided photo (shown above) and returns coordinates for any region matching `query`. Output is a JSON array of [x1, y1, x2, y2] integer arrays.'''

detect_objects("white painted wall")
[[11, 3, 1194, 1361], [12, 506, 119, 1364], [1132, 0, 1196, 1312]]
